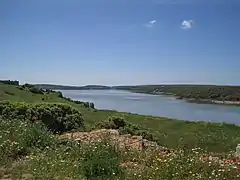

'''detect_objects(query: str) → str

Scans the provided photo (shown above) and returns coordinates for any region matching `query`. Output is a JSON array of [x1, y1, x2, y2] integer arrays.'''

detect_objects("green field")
[[1, 83, 240, 179]]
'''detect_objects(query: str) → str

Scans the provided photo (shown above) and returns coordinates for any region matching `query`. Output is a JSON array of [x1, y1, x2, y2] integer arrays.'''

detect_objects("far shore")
[[185, 98, 240, 106], [128, 90, 240, 107], [56, 88, 240, 107]]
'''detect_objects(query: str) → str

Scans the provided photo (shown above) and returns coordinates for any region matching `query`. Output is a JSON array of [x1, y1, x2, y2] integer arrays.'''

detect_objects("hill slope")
[[0, 83, 240, 152], [1, 83, 240, 179]]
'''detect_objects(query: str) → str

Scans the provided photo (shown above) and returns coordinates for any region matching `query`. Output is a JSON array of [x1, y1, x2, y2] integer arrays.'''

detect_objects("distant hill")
[[35, 84, 112, 90]]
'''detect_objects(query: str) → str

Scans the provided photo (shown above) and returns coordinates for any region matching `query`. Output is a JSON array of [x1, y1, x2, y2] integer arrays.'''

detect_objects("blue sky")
[[0, 0, 240, 86]]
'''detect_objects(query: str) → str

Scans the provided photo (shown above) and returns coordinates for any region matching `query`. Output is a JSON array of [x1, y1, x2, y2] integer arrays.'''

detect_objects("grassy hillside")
[[0, 83, 240, 152], [1, 116, 239, 179], [1, 83, 240, 179]]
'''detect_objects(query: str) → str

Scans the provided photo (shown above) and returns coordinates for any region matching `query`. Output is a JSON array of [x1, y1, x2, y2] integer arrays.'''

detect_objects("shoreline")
[[57, 91, 240, 126], [56, 87, 240, 107], [59, 88, 240, 107], [184, 98, 240, 106], [128, 90, 240, 107]]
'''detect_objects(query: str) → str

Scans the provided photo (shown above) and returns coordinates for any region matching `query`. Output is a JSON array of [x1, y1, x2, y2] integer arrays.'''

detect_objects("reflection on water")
[[61, 90, 240, 125]]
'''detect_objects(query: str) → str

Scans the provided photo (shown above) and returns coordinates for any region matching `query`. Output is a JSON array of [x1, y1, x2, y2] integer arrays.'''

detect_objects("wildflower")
[[224, 159, 230, 165], [218, 169, 225, 172]]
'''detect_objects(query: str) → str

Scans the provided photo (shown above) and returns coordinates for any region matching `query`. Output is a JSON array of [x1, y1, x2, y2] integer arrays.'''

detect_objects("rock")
[[2, 174, 11, 180], [61, 129, 163, 151], [21, 174, 34, 180], [235, 144, 240, 157]]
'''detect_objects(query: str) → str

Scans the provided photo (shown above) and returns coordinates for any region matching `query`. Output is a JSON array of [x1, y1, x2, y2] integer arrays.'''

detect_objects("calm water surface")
[[61, 90, 240, 125]]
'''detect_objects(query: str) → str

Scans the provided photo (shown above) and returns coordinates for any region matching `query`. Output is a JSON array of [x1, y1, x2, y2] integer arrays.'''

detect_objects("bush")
[[90, 102, 95, 109], [94, 116, 126, 129], [20, 83, 45, 94], [56, 91, 63, 98], [29, 87, 44, 94], [22, 83, 35, 89], [93, 116, 154, 141], [83, 102, 90, 108], [81, 141, 123, 179], [0, 101, 85, 133]]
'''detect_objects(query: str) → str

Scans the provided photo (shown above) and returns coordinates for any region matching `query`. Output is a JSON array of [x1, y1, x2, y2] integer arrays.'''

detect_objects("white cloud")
[[181, 20, 194, 29], [144, 20, 157, 28], [150, 20, 156, 24]]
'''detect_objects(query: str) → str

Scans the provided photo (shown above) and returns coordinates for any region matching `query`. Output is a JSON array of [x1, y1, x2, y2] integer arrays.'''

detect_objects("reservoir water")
[[61, 90, 240, 125]]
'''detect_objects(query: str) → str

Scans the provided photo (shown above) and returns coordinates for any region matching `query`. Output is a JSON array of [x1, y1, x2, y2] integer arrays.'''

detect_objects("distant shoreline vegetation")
[[0, 80, 19, 86], [114, 85, 240, 106], [35, 83, 240, 106], [35, 84, 111, 90]]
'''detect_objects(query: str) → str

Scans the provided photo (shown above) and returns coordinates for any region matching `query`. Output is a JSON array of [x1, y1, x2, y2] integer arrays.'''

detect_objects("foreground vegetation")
[[1, 116, 240, 179], [1, 82, 240, 179]]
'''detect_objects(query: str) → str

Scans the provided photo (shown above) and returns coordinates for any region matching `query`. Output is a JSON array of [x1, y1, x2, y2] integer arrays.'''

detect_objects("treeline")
[[157, 85, 240, 101], [35, 84, 111, 90], [116, 85, 240, 101], [0, 80, 19, 86]]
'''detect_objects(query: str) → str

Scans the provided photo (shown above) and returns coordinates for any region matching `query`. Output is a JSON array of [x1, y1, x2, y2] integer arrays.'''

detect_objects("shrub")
[[29, 87, 44, 94], [90, 102, 95, 109], [95, 116, 126, 129], [20, 83, 44, 94], [81, 141, 123, 179], [93, 116, 154, 141], [56, 91, 63, 98], [83, 102, 90, 108], [0, 101, 84, 133], [22, 83, 35, 89]]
